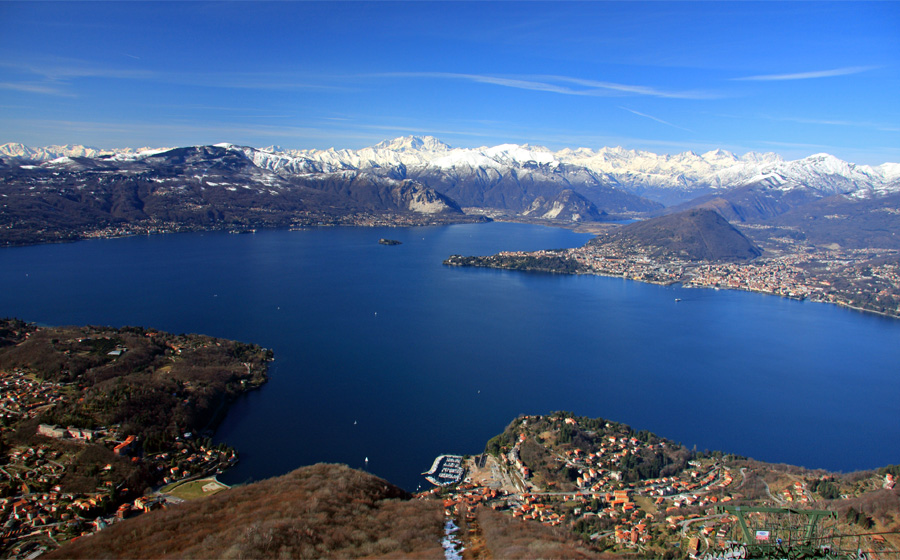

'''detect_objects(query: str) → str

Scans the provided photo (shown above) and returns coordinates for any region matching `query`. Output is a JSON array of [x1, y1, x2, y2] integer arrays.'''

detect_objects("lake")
[[1, 223, 898, 491]]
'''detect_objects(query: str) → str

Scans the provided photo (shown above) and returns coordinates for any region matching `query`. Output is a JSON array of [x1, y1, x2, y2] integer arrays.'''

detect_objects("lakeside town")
[[429, 413, 899, 559], [18, 212, 485, 247], [0, 366, 242, 559], [0, 322, 271, 559], [446, 236, 900, 320]]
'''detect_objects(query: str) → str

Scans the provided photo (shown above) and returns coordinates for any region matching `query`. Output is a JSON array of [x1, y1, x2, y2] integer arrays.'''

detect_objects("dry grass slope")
[[475, 507, 624, 559], [48, 464, 445, 559]]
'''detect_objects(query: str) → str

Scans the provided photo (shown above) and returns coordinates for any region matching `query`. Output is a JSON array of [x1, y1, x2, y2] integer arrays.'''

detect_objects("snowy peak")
[[371, 135, 451, 153], [749, 153, 894, 198], [428, 149, 504, 170], [877, 162, 900, 183], [482, 144, 558, 167]]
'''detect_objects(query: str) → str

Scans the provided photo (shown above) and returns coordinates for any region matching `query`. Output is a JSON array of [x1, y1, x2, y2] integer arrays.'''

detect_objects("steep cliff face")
[[521, 189, 607, 222]]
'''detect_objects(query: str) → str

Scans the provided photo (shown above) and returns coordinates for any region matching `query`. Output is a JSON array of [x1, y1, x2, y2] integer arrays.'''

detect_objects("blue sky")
[[1, 1, 898, 164]]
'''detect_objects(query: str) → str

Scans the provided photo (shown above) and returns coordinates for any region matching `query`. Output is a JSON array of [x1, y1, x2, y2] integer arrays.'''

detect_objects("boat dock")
[[422, 455, 465, 487]]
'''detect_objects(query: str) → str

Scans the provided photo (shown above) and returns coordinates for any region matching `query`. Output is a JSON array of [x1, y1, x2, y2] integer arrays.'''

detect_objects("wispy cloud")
[[619, 107, 694, 132], [760, 140, 832, 149], [0, 117, 336, 146], [0, 57, 351, 96], [0, 59, 155, 82], [371, 72, 717, 100], [0, 82, 75, 97], [734, 66, 876, 81], [763, 114, 900, 133], [543, 75, 717, 100], [0, 58, 156, 97], [352, 122, 500, 140]]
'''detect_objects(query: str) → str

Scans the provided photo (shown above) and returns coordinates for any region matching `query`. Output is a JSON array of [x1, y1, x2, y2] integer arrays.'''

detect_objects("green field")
[[161, 477, 229, 500]]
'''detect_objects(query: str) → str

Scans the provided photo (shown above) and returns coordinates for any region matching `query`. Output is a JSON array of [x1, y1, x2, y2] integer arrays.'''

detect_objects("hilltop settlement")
[[433, 412, 899, 559], [0, 319, 271, 559]]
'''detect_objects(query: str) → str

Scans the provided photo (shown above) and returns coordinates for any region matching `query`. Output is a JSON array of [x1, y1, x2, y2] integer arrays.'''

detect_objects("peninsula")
[[446, 209, 900, 319]]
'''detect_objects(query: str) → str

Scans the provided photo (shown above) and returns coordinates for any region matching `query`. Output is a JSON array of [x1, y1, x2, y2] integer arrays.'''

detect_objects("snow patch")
[[442, 520, 463, 560]]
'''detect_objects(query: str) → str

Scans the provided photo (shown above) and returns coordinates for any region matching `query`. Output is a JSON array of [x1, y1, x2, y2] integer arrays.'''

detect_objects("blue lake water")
[[1, 223, 898, 491]]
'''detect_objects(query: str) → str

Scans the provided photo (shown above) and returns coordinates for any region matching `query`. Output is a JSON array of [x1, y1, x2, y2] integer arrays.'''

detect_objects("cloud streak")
[[619, 107, 694, 132], [734, 66, 876, 81], [0, 59, 155, 82], [371, 72, 717, 100], [0, 82, 75, 97], [763, 114, 900, 133]]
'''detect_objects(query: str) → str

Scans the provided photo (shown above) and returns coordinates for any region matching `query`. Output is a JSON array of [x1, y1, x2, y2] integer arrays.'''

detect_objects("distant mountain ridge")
[[0, 144, 468, 246], [3, 137, 900, 248], [5, 137, 898, 206], [0, 142, 170, 161]]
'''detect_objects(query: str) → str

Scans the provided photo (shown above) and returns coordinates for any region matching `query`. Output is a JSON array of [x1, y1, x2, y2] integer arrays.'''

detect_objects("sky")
[[0, 1, 898, 165]]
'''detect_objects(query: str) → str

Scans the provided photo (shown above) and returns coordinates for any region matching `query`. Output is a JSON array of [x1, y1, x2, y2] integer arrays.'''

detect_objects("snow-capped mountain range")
[[3, 136, 899, 206], [4, 137, 900, 249], [0, 142, 170, 162]]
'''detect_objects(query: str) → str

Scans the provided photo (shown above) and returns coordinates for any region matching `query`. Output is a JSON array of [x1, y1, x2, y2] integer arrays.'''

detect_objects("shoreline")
[[448, 254, 900, 321], [0, 213, 490, 249]]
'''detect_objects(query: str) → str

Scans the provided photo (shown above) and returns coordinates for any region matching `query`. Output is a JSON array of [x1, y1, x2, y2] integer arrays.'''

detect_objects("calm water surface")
[[1, 223, 897, 491]]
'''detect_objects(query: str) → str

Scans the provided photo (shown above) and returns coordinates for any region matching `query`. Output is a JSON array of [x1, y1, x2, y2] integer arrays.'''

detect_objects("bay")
[[0, 223, 897, 492]]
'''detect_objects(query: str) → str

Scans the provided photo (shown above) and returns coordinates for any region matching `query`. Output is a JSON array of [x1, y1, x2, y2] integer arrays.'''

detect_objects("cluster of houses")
[[0, 444, 123, 558], [687, 262, 815, 299], [0, 432, 237, 556], [0, 371, 238, 557], [429, 414, 755, 554], [687, 247, 900, 316], [149, 441, 238, 487], [549, 237, 900, 318], [0, 369, 67, 422], [558, 427, 735, 504], [564, 246, 686, 285], [779, 481, 811, 504], [435, 412, 900, 557]]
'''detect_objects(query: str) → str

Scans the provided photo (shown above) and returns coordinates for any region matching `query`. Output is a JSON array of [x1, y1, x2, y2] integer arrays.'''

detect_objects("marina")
[[423, 455, 465, 487]]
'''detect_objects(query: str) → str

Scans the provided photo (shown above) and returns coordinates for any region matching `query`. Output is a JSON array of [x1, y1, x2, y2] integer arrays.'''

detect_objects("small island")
[[379, 238, 402, 245]]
